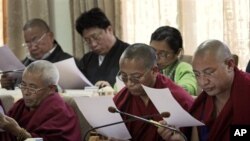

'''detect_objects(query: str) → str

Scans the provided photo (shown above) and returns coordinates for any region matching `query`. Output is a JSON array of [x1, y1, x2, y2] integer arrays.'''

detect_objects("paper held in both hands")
[[0, 46, 25, 73], [74, 86, 204, 140]]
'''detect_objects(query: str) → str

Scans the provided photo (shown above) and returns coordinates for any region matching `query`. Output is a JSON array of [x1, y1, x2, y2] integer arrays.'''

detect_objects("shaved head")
[[193, 39, 232, 63], [192, 39, 235, 97]]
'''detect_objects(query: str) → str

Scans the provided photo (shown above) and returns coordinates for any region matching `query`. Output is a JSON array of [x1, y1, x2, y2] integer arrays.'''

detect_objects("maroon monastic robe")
[[114, 73, 194, 141], [189, 68, 250, 141], [0, 93, 81, 141]]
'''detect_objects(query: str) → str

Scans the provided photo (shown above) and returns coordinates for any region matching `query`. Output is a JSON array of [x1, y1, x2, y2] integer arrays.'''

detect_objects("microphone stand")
[[110, 107, 187, 141], [83, 120, 125, 141], [83, 114, 164, 141]]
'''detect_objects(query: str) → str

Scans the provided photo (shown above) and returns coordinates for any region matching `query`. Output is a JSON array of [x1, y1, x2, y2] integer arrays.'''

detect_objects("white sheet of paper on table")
[[74, 96, 131, 140], [142, 85, 204, 128], [54, 58, 93, 89]]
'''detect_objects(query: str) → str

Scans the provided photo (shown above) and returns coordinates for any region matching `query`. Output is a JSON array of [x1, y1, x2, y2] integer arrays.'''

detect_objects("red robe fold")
[[190, 68, 250, 141], [113, 73, 194, 141], [0, 93, 81, 141]]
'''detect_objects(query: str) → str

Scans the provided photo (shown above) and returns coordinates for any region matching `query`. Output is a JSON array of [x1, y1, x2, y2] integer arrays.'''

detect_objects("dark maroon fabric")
[[0, 93, 81, 141], [189, 68, 250, 141], [114, 73, 194, 141]]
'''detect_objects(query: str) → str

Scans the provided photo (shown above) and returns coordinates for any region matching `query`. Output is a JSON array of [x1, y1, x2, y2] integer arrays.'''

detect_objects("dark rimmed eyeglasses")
[[117, 69, 151, 84], [83, 30, 103, 45], [156, 50, 174, 59]]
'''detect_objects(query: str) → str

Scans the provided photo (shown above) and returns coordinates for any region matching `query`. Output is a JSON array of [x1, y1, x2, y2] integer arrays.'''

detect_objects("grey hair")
[[23, 18, 50, 32], [24, 60, 59, 85], [120, 43, 157, 69]]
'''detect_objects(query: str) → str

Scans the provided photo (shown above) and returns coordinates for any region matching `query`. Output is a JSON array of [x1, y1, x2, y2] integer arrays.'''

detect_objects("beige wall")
[[49, 0, 73, 55]]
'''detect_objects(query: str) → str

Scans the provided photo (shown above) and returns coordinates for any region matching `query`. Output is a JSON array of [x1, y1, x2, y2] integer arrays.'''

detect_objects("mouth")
[[203, 87, 214, 92], [24, 99, 32, 104]]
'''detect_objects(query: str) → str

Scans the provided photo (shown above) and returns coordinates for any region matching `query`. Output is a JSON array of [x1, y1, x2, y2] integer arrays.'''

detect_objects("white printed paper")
[[0, 46, 25, 73], [74, 96, 131, 140], [142, 85, 204, 128], [54, 58, 93, 89]]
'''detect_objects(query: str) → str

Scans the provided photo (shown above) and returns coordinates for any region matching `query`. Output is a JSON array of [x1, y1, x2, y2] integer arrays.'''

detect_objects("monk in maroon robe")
[[113, 43, 194, 141], [0, 60, 81, 141], [189, 67, 250, 141], [158, 40, 250, 141]]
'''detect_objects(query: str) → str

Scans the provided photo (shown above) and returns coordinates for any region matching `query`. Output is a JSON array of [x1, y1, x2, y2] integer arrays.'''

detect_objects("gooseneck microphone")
[[108, 106, 187, 141], [83, 107, 170, 141]]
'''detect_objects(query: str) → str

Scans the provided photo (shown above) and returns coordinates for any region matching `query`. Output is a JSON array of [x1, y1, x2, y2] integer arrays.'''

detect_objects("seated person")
[[150, 26, 197, 95], [75, 8, 129, 88], [158, 39, 250, 141], [0, 60, 81, 141], [113, 43, 194, 141], [1, 18, 73, 90]]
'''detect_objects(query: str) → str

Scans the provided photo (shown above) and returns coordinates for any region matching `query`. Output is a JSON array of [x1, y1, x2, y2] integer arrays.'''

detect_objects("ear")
[[105, 25, 113, 34], [225, 58, 235, 71], [48, 85, 58, 93], [47, 32, 54, 40], [152, 65, 160, 74]]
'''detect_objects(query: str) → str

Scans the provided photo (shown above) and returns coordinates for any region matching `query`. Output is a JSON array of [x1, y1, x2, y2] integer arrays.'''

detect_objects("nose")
[[197, 76, 209, 87], [124, 78, 136, 88], [28, 44, 39, 51], [22, 90, 32, 97], [89, 39, 98, 47]]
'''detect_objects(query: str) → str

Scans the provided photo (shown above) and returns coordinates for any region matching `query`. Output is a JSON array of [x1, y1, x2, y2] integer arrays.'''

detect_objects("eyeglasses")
[[83, 30, 103, 45], [22, 33, 47, 48], [18, 84, 47, 94], [156, 50, 174, 59], [117, 69, 151, 84], [194, 68, 217, 79]]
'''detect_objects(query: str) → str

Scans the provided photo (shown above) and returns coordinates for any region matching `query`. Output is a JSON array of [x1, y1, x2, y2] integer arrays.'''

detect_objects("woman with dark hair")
[[150, 26, 197, 95]]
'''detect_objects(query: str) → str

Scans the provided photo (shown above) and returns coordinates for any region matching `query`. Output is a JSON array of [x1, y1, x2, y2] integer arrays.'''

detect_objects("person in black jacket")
[[1, 18, 72, 89], [76, 8, 129, 87]]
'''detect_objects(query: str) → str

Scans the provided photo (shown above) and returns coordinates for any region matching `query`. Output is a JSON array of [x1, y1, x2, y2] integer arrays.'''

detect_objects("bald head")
[[192, 40, 235, 97], [120, 43, 157, 69], [194, 39, 232, 62]]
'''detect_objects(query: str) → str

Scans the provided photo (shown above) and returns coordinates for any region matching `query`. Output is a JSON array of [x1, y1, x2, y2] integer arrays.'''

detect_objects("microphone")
[[83, 108, 169, 141], [108, 106, 187, 141]]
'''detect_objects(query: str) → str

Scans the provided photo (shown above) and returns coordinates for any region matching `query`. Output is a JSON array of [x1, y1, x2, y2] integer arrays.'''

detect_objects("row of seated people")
[[1, 8, 198, 97], [1, 40, 250, 141], [0, 7, 249, 141]]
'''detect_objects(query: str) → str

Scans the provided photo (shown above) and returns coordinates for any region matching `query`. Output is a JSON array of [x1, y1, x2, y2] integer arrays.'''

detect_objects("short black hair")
[[75, 7, 111, 36], [150, 26, 183, 54]]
